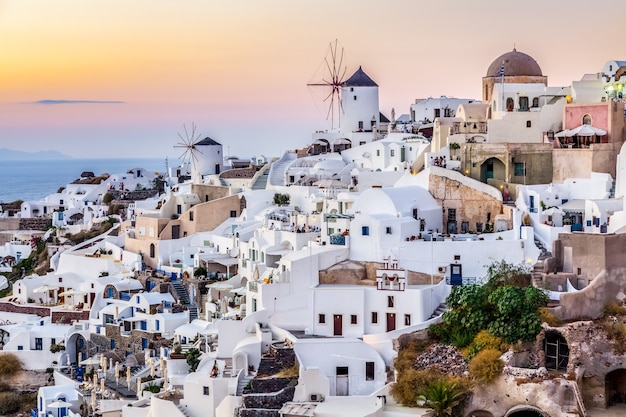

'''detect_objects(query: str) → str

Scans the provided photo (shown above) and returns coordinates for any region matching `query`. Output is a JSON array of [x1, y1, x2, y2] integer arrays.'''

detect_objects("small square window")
[[386, 226, 392, 234], [350, 314, 358, 325], [230, 210, 237, 218], [390, 150, 395, 157], [371, 312, 378, 324], [203, 386, 210, 395], [404, 314, 411, 326], [189, 211, 194, 221], [362, 226, 369, 236], [318, 314, 326, 324], [387, 296, 394, 308]]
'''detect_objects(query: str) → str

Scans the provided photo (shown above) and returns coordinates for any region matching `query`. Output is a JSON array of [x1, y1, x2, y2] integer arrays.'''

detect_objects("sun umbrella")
[[58, 289, 86, 297], [91, 389, 96, 410], [568, 124, 606, 137], [126, 366, 132, 390], [137, 377, 142, 394], [150, 361, 155, 378], [48, 400, 71, 408], [48, 399, 71, 417], [100, 378, 105, 393]]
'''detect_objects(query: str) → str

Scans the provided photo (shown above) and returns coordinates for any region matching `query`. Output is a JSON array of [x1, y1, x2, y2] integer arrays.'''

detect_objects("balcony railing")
[[329, 235, 346, 245], [446, 276, 479, 286]]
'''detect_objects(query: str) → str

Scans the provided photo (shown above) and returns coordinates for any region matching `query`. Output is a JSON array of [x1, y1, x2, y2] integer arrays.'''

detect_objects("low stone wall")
[[0, 302, 50, 317], [0, 302, 88, 322], [242, 383, 296, 410], [19, 218, 51, 231]]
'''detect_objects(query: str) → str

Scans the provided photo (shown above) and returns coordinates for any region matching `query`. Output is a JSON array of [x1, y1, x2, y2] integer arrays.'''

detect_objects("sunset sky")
[[1, 0, 623, 160]]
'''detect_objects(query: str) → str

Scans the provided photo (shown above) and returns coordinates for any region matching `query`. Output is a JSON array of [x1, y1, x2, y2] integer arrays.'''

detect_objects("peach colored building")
[[552, 100, 626, 182], [124, 194, 246, 269]]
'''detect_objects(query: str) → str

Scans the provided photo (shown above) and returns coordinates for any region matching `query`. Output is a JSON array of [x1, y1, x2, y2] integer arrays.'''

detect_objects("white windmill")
[[307, 39, 348, 131], [175, 123, 203, 183]]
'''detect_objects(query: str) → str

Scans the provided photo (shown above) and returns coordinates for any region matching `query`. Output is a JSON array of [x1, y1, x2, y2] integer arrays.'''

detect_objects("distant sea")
[[0, 158, 168, 203]]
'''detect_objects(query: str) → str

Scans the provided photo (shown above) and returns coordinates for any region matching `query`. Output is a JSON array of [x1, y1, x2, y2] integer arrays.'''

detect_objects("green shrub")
[[391, 368, 442, 406], [186, 348, 201, 372], [102, 193, 114, 205], [417, 378, 469, 417], [394, 338, 429, 374], [605, 302, 626, 317], [0, 354, 22, 377], [539, 307, 563, 327], [276, 362, 299, 378], [603, 320, 626, 354], [449, 331, 474, 349], [464, 330, 506, 359], [469, 348, 504, 383], [0, 392, 23, 415], [143, 382, 162, 393]]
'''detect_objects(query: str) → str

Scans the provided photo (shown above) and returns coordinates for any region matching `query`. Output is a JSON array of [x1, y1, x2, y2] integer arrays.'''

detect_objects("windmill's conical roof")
[[343, 66, 378, 87], [195, 137, 221, 146]]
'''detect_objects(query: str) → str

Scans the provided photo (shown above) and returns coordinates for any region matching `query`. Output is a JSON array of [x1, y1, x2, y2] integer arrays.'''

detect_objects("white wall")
[[295, 338, 386, 396]]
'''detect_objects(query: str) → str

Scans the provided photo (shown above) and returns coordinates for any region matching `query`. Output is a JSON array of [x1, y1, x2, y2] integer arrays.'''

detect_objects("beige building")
[[551, 232, 626, 287], [123, 193, 246, 269], [425, 167, 509, 234]]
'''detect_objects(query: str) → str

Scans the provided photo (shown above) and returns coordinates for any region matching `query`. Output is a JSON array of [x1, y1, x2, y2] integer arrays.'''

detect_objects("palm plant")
[[417, 379, 466, 417]]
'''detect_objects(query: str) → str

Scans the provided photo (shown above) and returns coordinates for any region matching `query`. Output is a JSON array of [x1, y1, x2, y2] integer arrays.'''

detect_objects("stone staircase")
[[535, 237, 552, 260], [187, 305, 198, 321], [532, 259, 545, 289], [429, 303, 448, 319], [171, 280, 198, 321], [267, 153, 296, 187], [237, 372, 256, 396], [171, 281, 190, 304], [252, 171, 269, 190], [238, 342, 297, 417]]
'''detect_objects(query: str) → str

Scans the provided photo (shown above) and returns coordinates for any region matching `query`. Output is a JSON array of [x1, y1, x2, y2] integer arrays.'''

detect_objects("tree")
[[0, 353, 22, 377], [273, 193, 290, 207], [186, 348, 201, 372], [102, 193, 114, 205]]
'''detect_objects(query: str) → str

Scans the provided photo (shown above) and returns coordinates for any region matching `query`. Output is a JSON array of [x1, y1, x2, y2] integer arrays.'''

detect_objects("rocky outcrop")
[[413, 343, 468, 376]]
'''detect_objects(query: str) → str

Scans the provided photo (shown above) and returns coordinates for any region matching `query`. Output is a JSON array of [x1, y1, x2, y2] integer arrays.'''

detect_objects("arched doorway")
[[480, 157, 506, 183], [606, 369, 626, 406], [505, 405, 549, 417], [544, 331, 569, 372], [65, 333, 88, 366]]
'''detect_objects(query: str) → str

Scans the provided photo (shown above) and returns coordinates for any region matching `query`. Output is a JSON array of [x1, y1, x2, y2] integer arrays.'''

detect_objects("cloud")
[[35, 99, 125, 105]]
